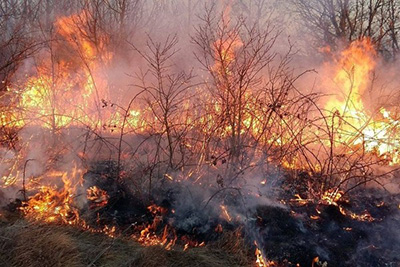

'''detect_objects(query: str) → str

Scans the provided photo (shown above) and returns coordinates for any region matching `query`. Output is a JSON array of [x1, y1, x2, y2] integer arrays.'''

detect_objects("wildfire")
[[0, 9, 152, 229], [7, 11, 110, 130], [87, 186, 109, 209], [320, 189, 344, 206], [0, 9, 150, 134], [324, 38, 400, 165], [138, 224, 177, 250], [0, 4, 397, 265], [255, 242, 276, 267], [134, 204, 176, 250], [133, 204, 209, 251], [338, 206, 375, 222], [20, 168, 83, 225], [20, 186, 79, 224], [181, 236, 205, 251]]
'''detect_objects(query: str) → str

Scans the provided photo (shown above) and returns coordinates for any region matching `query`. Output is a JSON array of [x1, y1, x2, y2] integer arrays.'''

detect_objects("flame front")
[[20, 167, 83, 225], [324, 38, 400, 165]]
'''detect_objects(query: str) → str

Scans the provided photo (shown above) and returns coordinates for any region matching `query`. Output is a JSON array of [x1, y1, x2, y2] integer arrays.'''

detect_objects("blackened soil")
[[254, 190, 400, 267]]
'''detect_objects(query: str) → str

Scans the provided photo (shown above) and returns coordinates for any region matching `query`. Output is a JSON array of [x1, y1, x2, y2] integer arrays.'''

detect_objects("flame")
[[289, 189, 375, 222], [320, 189, 344, 206], [138, 224, 177, 250], [338, 206, 375, 222], [1, 10, 150, 133], [254, 241, 276, 267], [20, 167, 83, 225], [20, 186, 79, 224], [215, 223, 223, 233], [290, 194, 312, 206], [7, 11, 111, 130], [220, 204, 232, 222], [134, 204, 177, 250], [325, 39, 376, 113], [87, 186, 109, 208], [181, 236, 205, 251], [324, 38, 400, 165], [0, 10, 154, 230], [134, 204, 208, 251]]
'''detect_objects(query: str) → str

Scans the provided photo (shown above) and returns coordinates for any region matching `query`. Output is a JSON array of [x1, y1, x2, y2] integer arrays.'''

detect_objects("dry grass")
[[0, 215, 251, 267]]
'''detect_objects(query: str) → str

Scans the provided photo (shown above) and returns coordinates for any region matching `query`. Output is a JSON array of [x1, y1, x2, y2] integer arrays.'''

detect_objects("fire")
[[87, 186, 109, 208], [325, 39, 376, 113], [15, 67, 100, 129], [138, 224, 177, 250], [0, 9, 155, 230], [0, 4, 397, 264], [134, 204, 177, 250], [290, 194, 312, 206], [56, 12, 112, 63], [255, 247, 267, 267], [134, 204, 208, 251], [320, 189, 344, 206], [215, 223, 223, 233], [324, 38, 400, 165], [220, 204, 232, 222], [20, 186, 79, 224], [1, 10, 150, 134], [290, 189, 376, 222], [254, 242, 276, 267], [20, 167, 83, 225], [338, 206, 375, 222], [181, 236, 205, 251], [6, 11, 111, 130], [147, 203, 168, 216]]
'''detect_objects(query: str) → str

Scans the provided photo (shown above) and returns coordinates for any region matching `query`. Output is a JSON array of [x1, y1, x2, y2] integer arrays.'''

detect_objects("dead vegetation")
[[0, 217, 251, 267]]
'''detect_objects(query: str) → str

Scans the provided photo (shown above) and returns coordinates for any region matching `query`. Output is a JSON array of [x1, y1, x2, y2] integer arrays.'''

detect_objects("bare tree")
[[0, 0, 42, 91], [131, 35, 195, 172], [193, 6, 275, 163], [192, 5, 313, 172], [293, 0, 400, 59]]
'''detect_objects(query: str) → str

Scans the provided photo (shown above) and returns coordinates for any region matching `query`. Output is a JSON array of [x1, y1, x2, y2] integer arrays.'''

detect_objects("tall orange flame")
[[324, 38, 400, 165]]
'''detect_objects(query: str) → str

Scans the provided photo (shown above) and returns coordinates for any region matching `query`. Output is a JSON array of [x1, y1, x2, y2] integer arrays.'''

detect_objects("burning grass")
[[0, 217, 252, 267], [0, 161, 399, 266]]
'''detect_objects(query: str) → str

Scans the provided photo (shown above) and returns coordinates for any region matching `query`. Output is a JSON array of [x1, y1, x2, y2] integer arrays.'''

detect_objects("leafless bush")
[[191, 5, 314, 184], [283, 88, 399, 201]]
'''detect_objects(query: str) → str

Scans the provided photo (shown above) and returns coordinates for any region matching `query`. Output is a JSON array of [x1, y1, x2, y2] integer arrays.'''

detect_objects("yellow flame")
[[324, 38, 400, 165]]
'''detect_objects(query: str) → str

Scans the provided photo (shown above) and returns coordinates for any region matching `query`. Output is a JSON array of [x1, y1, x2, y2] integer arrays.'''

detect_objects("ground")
[[0, 214, 252, 267]]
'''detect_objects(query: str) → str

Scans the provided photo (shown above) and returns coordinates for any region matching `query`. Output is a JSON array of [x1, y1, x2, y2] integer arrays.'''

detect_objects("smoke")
[[147, 163, 285, 244]]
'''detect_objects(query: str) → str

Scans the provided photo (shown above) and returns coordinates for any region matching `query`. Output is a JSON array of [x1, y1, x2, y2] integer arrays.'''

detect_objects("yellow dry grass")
[[0, 215, 251, 267]]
